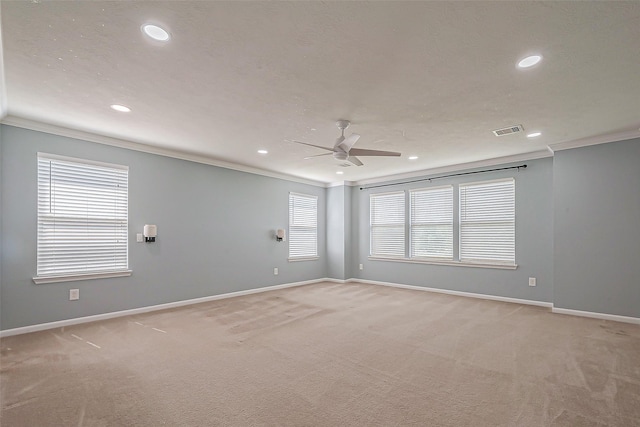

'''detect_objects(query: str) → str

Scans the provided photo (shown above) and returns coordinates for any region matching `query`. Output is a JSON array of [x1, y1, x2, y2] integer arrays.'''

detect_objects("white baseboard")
[[552, 307, 640, 325], [3, 278, 637, 337], [348, 278, 553, 308], [0, 278, 326, 338]]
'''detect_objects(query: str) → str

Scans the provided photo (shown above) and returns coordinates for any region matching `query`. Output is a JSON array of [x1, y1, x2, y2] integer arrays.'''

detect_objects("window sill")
[[368, 257, 517, 270], [288, 256, 320, 262], [33, 270, 133, 284]]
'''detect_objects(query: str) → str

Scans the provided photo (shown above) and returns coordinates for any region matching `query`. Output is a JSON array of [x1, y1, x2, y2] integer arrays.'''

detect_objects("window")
[[410, 186, 453, 259], [289, 192, 318, 260], [35, 153, 130, 283], [459, 178, 515, 265], [370, 191, 405, 257], [369, 177, 517, 268]]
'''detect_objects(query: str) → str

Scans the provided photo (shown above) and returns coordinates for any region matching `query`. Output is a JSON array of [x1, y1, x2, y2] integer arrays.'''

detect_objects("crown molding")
[[1, 115, 327, 188], [326, 180, 356, 188], [352, 149, 552, 187], [0, 15, 7, 121], [548, 129, 640, 153]]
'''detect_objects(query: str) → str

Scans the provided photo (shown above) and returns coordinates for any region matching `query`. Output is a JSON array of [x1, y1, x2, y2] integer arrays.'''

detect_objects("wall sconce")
[[275, 229, 286, 242], [143, 224, 157, 243]]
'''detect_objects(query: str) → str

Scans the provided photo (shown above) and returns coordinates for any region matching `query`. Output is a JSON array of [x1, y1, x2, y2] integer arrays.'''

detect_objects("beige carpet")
[[1, 281, 639, 426]]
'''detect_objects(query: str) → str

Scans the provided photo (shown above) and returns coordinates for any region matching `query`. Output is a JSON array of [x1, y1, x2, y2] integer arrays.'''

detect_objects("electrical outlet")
[[528, 277, 536, 287], [69, 289, 79, 300], [359, 264, 363, 270], [274, 267, 278, 275]]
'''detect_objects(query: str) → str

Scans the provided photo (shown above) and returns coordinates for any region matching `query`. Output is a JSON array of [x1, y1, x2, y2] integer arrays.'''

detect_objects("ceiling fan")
[[291, 120, 401, 166]]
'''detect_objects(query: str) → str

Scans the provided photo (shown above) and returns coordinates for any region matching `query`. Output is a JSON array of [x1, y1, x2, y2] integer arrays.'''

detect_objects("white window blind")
[[410, 186, 453, 259], [459, 178, 515, 265], [370, 192, 405, 257], [289, 192, 318, 259], [37, 153, 129, 278]]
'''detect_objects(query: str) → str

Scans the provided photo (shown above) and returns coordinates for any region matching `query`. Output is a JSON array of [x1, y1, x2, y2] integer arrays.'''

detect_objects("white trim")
[[33, 270, 133, 284], [549, 130, 640, 152], [368, 256, 517, 270], [324, 278, 348, 283], [0, 8, 7, 121], [289, 191, 318, 200], [1, 116, 326, 188], [0, 278, 327, 337], [38, 152, 129, 171], [327, 181, 355, 188], [353, 150, 551, 187], [288, 256, 320, 262], [552, 307, 640, 325], [349, 278, 552, 307]]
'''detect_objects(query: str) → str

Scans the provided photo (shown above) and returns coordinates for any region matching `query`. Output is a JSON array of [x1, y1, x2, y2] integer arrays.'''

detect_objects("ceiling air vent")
[[339, 163, 352, 167], [492, 124, 524, 137]]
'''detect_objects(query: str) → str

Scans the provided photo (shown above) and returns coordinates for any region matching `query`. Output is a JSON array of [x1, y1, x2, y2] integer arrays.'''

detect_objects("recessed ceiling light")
[[518, 55, 542, 69], [336, 171, 344, 175], [142, 24, 170, 41], [408, 156, 418, 160], [526, 132, 542, 138], [257, 149, 268, 154], [110, 104, 131, 113]]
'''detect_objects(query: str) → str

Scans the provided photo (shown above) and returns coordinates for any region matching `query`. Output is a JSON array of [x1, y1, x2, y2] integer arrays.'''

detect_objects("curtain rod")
[[359, 164, 527, 191]]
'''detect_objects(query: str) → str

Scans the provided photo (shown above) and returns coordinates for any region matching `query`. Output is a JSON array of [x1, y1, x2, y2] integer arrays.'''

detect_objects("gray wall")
[[350, 158, 555, 303], [326, 184, 355, 281], [326, 185, 345, 280], [2, 124, 638, 330], [553, 138, 640, 317], [1, 125, 327, 330]]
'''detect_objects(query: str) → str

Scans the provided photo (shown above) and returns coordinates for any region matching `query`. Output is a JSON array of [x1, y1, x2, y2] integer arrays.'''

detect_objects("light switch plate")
[[136, 233, 143, 242], [69, 289, 79, 300]]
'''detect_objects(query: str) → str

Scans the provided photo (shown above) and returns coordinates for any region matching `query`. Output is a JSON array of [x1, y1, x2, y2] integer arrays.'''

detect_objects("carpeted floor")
[[1, 281, 639, 426]]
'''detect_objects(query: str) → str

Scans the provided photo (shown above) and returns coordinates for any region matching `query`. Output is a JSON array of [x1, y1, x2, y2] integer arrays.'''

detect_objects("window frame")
[[369, 191, 406, 258], [409, 185, 454, 260], [459, 177, 516, 266], [368, 178, 517, 270], [288, 192, 319, 261], [33, 153, 131, 284]]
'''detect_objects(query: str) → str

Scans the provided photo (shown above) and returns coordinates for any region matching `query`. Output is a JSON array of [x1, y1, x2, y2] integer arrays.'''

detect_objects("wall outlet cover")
[[69, 289, 79, 300], [529, 277, 536, 287]]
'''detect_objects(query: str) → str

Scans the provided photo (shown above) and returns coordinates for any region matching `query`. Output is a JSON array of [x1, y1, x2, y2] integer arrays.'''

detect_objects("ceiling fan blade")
[[348, 148, 402, 157], [337, 133, 361, 152], [289, 140, 334, 152], [303, 153, 333, 160], [347, 156, 364, 166]]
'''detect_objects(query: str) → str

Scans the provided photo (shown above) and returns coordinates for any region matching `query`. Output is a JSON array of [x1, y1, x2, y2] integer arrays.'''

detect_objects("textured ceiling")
[[1, 1, 639, 184]]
